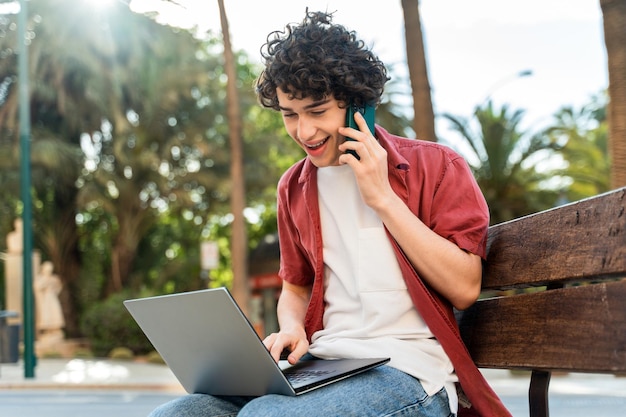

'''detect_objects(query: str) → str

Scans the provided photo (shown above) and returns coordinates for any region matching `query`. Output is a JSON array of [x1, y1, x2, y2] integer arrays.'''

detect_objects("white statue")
[[6, 218, 23, 255], [34, 261, 65, 337], [4, 218, 26, 326]]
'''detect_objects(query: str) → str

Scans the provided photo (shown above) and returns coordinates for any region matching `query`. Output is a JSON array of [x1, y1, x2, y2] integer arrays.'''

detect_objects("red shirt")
[[276, 126, 510, 416]]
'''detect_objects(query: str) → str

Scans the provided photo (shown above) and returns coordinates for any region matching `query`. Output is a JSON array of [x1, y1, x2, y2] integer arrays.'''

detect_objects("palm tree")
[[217, 0, 249, 315], [401, 0, 437, 141], [1, 0, 229, 327], [600, 0, 626, 188], [443, 102, 561, 224], [75, 14, 227, 295], [547, 96, 610, 201]]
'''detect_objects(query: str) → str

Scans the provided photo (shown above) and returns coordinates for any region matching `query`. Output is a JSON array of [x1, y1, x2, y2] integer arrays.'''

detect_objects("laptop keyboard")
[[283, 369, 332, 384]]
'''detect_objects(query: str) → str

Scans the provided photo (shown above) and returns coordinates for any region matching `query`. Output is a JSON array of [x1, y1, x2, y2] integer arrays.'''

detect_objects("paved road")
[[498, 393, 626, 417], [1, 389, 626, 417]]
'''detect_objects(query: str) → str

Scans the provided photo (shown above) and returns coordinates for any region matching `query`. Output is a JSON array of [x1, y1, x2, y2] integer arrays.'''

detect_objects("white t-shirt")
[[309, 164, 458, 412]]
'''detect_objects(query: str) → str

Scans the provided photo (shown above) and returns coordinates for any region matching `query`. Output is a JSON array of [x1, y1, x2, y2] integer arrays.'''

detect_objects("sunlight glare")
[[0, 1, 19, 15], [87, 0, 117, 9]]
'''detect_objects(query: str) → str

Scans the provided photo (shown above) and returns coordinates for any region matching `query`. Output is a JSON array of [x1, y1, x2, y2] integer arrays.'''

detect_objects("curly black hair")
[[255, 10, 389, 110]]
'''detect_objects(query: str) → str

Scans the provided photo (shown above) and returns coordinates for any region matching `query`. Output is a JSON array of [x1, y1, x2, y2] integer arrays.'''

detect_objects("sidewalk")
[[0, 358, 185, 392]]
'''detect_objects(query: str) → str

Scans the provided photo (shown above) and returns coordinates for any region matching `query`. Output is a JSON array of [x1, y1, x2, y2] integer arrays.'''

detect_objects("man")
[[150, 10, 510, 417]]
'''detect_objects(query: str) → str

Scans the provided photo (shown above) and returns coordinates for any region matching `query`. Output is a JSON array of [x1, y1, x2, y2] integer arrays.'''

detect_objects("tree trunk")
[[401, 0, 437, 141], [44, 208, 82, 337], [600, 0, 626, 188], [218, 0, 250, 315]]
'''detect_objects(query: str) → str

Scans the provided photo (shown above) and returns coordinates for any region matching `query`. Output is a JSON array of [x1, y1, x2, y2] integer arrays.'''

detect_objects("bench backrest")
[[458, 187, 626, 374]]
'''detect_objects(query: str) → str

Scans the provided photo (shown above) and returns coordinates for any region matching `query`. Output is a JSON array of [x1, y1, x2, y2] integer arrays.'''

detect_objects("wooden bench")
[[457, 186, 626, 417]]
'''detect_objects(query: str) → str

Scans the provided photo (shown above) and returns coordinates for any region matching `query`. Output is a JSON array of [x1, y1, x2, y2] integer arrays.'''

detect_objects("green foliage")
[[134, 212, 206, 294], [442, 96, 610, 224], [146, 350, 165, 364], [73, 348, 94, 359], [80, 292, 154, 357], [108, 347, 135, 361], [545, 93, 610, 202], [443, 101, 563, 223], [75, 207, 113, 305], [0, 0, 303, 334]]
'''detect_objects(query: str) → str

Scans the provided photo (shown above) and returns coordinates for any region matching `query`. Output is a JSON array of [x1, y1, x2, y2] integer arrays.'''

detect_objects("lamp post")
[[18, 0, 36, 378]]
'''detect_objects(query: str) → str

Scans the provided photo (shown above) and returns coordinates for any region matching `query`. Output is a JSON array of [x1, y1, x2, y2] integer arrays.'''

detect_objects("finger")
[[263, 333, 282, 361], [339, 126, 363, 144], [287, 340, 309, 364], [269, 341, 284, 362], [339, 143, 364, 165], [340, 111, 371, 141], [269, 335, 294, 363], [262, 332, 277, 349], [353, 111, 371, 136]]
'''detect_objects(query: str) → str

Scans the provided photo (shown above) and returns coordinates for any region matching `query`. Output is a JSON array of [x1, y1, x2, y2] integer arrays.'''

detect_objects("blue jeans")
[[148, 365, 454, 417]]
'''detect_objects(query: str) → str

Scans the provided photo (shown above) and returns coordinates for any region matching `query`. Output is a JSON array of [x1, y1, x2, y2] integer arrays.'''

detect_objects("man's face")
[[276, 88, 347, 168]]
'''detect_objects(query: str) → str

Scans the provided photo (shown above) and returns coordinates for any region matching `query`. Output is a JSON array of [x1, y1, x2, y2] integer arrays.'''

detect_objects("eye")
[[310, 110, 326, 116], [282, 112, 297, 119]]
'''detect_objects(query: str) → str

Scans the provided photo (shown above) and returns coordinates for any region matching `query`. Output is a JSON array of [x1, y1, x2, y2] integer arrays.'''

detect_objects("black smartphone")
[[345, 101, 376, 159]]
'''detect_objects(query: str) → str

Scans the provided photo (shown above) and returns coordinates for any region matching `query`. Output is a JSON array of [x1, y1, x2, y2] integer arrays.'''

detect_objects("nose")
[[297, 116, 316, 141]]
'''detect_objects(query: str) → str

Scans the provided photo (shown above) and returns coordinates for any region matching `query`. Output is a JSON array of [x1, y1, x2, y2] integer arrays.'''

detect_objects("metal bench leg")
[[529, 370, 551, 417]]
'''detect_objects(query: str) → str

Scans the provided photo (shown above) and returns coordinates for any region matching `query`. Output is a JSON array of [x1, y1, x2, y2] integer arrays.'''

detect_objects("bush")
[[108, 346, 135, 360], [80, 292, 154, 357], [146, 350, 165, 364], [73, 348, 94, 358]]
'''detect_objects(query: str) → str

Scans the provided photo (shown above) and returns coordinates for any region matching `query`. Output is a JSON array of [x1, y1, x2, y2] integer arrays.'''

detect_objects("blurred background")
[[0, 0, 623, 363]]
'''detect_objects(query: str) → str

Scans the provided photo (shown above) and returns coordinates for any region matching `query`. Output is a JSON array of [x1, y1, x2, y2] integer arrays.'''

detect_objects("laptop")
[[124, 287, 389, 396]]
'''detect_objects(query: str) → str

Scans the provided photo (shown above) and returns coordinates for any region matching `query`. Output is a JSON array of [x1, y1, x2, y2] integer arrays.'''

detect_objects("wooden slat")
[[483, 187, 626, 289], [458, 280, 626, 373]]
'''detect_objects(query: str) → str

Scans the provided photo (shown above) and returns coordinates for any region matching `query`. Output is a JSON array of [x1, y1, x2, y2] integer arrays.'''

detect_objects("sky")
[[130, 0, 607, 140]]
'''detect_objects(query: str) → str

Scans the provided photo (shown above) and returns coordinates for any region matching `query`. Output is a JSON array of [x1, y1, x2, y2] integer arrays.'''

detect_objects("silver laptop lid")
[[124, 288, 295, 396]]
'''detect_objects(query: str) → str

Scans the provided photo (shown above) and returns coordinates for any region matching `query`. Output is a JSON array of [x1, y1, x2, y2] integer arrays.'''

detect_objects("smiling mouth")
[[305, 137, 329, 150]]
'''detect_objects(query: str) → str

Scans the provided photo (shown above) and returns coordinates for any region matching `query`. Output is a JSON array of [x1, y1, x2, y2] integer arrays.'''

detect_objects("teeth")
[[306, 138, 328, 149]]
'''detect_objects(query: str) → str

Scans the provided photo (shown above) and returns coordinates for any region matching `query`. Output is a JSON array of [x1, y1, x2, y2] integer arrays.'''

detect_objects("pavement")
[[1, 358, 626, 416], [0, 358, 185, 392]]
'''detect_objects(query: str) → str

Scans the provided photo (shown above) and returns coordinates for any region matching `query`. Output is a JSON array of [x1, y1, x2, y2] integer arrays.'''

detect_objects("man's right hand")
[[263, 330, 309, 364], [263, 281, 312, 364]]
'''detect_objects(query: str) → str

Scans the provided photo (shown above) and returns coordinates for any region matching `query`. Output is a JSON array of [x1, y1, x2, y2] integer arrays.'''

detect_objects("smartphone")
[[345, 101, 376, 160]]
